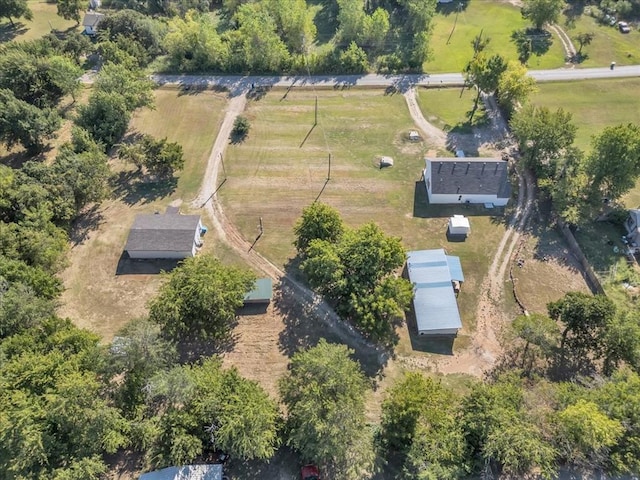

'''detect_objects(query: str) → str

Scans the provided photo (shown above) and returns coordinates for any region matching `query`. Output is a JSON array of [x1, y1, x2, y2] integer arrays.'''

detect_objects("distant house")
[[244, 278, 273, 305], [82, 11, 105, 36], [625, 209, 640, 249], [423, 157, 510, 206], [407, 249, 464, 336], [139, 465, 223, 480], [124, 212, 203, 259]]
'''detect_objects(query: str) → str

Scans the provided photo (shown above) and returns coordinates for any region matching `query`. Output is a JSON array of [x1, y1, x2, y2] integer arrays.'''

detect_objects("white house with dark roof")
[[423, 157, 510, 206], [407, 249, 465, 335], [124, 213, 203, 259]]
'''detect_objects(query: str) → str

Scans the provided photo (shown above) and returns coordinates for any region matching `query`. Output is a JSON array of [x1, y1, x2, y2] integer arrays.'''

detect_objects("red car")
[[301, 464, 320, 480]]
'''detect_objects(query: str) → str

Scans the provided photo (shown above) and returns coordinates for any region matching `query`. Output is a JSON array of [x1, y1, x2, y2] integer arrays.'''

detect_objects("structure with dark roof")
[[124, 213, 203, 259], [407, 249, 464, 336], [82, 11, 104, 35], [423, 157, 510, 206]]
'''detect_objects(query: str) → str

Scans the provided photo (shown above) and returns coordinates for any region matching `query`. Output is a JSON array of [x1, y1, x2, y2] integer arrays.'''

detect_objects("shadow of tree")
[[0, 22, 27, 42], [176, 324, 240, 363], [226, 446, 300, 479], [511, 28, 553, 63], [436, 0, 470, 16], [69, 204, 105, 247], [111, 170, 178, 206], [275, 275, 388, 380]]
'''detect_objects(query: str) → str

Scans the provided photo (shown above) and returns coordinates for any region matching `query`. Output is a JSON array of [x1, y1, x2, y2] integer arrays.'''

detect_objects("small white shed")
[[448, 215, 470, 236], [409, 130, 421, 141]]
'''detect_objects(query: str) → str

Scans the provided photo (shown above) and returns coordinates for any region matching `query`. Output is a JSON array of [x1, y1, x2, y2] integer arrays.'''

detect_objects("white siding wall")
[[128, 250, 193, 259], [428, 192, 508, 206], [418, 328, 459, 336]]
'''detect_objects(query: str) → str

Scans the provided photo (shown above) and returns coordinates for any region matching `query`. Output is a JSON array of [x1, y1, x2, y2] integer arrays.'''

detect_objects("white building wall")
[[418, 328, 459, 336], [128, 250, 193, 259], [428, 192, 508, 207]]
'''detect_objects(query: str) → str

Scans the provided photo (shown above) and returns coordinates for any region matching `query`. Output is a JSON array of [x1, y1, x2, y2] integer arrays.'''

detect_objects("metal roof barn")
[[407, 249, 464, 336]]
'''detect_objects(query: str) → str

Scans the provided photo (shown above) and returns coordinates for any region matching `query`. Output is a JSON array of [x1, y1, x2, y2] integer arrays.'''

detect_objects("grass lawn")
[[221, 88, 508, 339], [415, 85, 488, 134], [58, 87, 227, 340], [423, 1, 565, 73], [0, 0, 77, 43], [530, 78, 640, 152], [562, 11, 640, 67]]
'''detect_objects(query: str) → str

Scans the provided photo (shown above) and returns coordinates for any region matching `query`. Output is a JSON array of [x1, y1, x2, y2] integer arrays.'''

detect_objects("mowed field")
[[0, 0, 77, 42], [58, 88, 227, 340], [221, 88, 509, 337], [423, 1, 565, 73]]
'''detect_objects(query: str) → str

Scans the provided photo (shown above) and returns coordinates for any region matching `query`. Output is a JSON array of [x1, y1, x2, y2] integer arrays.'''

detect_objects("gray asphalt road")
[[150, 64, 640, 90]]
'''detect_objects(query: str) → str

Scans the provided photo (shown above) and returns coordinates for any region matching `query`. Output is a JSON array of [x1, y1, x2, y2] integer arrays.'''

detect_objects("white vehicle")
[[618, 21, 631, 33]]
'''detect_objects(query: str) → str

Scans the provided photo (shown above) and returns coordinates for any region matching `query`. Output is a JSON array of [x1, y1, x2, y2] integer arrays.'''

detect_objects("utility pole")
[[259, 217, 264, 236], [219, 152, 227, 179], [327, 153, 331, 180], [314, 96, 318, 126]]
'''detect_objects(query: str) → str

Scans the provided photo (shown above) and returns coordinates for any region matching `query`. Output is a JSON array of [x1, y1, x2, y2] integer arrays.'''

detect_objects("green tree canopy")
[[584, 123, 640, 202], [119, 134, 185, 179], [0, 0, 32, 26], [464, 53, 506, 121], [76, 90, 130, 149], [510, 105, 577, 179], [300, 219, 411, 345], [497, 60, 538, 117], [293, 202, 345, 254], [521, 0, 564, 30], [0, 89, 61, 153], [56, 0, 83, 23], [279, 340, 373, 479], [380, 372, 467, 478], [148, 255, 256, 343]]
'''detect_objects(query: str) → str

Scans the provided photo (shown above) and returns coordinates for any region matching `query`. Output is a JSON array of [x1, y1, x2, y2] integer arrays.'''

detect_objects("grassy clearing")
[[415, 86, 488, 135], [423, 1, 564, 73], [58, 88, 227, 340], [221, 88, 508, 339], [562, 11, 640, 67], [0, 0, 77, 43], [530, 78, 640, 152]]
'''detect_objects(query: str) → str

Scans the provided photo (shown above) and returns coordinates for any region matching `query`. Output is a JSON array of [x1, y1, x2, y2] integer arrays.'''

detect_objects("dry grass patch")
[[58, 88, 227, 340]]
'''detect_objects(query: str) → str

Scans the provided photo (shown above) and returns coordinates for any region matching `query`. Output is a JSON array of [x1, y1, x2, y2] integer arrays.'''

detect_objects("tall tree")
[[148, 255, 256, 343], [521, 0, 564, 31], [574, 32, 595, 56], [94, 62, 155, 111], [0, 0, 32, 26], [380, 372, 466, 478], [76, 91, 130, 149], [497, 60, 538, 117], [0, 89, 61, 153], [511, 313, 560, 373], [56, 0, 83, 24], [463, 53, 506, 121], [293, 202, 345, 254], [584, 123, 640, 202], [279, 340, 373, 479], [510, 105, 577, 178], [556, 399, 624, 469]]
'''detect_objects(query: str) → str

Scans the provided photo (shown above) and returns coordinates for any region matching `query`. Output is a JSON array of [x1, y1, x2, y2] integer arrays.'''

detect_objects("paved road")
[[150, 64, 640, 90]]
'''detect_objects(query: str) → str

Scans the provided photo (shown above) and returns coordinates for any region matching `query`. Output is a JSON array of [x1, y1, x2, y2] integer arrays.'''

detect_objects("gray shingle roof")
[[125, 214, 200, 253], [428, 157, 510, 198], [82, 12, 104, 27]]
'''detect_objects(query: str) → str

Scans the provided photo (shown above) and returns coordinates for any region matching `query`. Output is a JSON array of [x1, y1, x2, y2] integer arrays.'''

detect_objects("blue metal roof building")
[[407, 249, 464, 335]]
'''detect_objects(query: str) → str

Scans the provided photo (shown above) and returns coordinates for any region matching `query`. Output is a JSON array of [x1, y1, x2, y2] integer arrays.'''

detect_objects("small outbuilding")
[[124, 212, 203, 259], [407, 249, 465, 336], [244, 278, 273, 305], [448, 215, 470, 236], [139, 465, 223, 480], [408, 130, 421, 141], [380, 156, 394, 168], [82, 11, 105, 36]]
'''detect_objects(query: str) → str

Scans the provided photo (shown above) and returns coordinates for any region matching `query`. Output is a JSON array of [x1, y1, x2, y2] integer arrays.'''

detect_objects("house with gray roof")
[[407, 249, 464, 336], [82, 11, 104, 35], [124, 212, 203, 259], [423, 157, 510, 206]]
